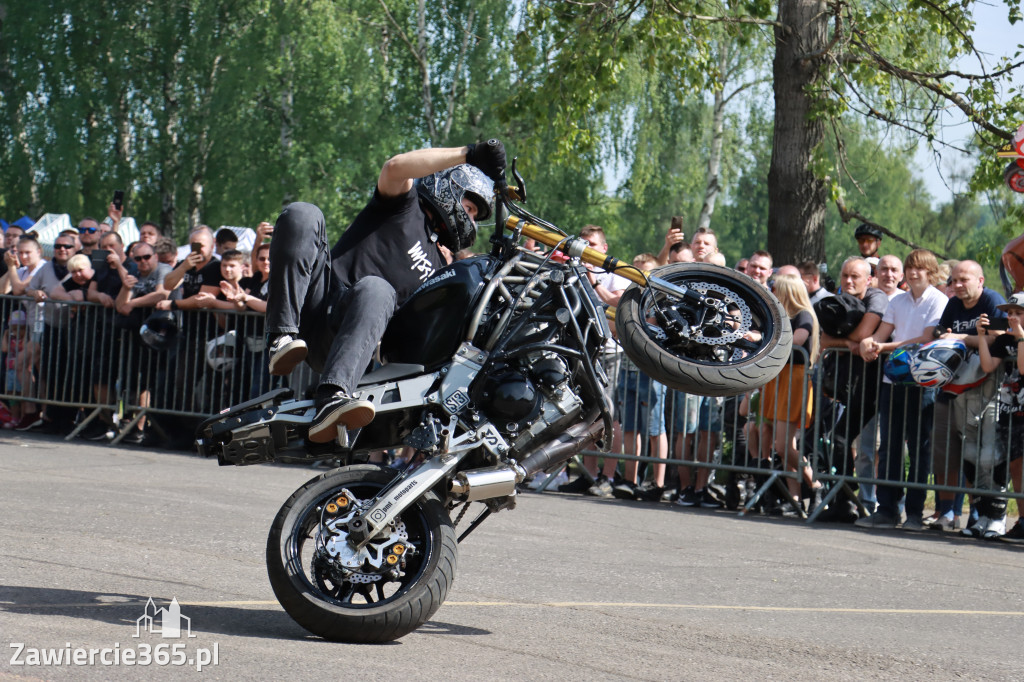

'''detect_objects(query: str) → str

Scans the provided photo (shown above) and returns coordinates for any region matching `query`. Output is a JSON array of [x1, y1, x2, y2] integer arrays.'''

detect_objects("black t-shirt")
[[330, 187, 446, 306], [790, 309, 815, 365], [989, 334, 1023, 419], [175, 258, 223, 299], [938, 288, 1007, 335], [238, 275, 269, 301]]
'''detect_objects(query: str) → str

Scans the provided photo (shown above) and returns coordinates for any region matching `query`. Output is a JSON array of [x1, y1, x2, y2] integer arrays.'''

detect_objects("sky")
[[916, 2, 1023, 205]]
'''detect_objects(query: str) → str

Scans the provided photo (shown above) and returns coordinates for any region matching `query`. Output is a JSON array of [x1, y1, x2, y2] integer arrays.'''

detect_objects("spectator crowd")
[[545, 221, 1024, 546], [2, 201, 1023, 546], [0, 201, 273, 447]]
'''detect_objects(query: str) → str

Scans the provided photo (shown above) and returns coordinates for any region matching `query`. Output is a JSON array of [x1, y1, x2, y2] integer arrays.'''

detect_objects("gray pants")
[[266, 202, 397, 394], [933, 375, 1005, 503]]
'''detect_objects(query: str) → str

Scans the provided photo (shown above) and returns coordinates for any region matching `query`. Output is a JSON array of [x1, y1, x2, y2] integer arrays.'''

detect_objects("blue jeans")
[[876, 383, 936, 519], [616, 369, 666, 436]]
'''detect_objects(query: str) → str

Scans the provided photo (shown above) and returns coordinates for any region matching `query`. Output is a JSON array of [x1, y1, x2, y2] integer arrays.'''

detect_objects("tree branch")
[[834, 196, 947, 259]]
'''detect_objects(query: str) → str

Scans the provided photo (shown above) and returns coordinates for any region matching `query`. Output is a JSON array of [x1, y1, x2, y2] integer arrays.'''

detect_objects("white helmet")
[[206, 331, 238, 371]]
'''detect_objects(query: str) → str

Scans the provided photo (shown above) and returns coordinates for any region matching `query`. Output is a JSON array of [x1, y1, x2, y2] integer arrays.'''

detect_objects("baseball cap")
[[855, 223, 883, 240], [9, 310, 26, 326], [997, 291, 1024, 311]]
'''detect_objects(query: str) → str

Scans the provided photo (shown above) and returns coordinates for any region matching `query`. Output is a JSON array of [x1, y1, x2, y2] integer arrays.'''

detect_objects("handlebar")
[[504, 215, 647, 287]]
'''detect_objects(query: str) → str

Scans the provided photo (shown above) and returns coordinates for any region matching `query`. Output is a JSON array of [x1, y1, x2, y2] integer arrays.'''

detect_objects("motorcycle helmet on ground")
[[140, 311, 180, 351], [883, 344, 920, 384], [416, 164, 494, 251], [206, 331, 238, 371], [910, 339, 967, 388]]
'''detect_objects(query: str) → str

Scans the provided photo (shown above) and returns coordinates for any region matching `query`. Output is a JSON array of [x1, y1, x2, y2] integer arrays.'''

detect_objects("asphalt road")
[[2, 433, 1023, 680]]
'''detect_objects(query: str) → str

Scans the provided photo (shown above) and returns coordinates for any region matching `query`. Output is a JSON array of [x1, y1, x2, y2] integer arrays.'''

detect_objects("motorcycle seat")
[[357, 362, 426, 387]]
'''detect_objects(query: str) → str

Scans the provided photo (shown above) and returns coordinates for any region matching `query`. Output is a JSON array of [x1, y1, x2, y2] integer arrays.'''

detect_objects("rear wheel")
[[267, 464, 457, 643], [617, 263, 792, 397]]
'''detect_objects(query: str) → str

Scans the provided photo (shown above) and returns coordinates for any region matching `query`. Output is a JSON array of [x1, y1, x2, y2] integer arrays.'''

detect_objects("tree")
[[509, 1, 1024, 265]]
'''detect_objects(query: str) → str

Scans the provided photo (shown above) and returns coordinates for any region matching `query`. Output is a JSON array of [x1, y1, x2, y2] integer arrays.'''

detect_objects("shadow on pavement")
[[0, 585, 491, 641]]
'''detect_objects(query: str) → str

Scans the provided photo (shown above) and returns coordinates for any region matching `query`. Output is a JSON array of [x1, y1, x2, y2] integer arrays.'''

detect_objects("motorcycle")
[[195, 159, 792, 642]]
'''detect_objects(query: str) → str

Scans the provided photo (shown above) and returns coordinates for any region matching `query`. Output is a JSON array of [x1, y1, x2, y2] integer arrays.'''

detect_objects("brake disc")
[[315, 491, 412, 584]]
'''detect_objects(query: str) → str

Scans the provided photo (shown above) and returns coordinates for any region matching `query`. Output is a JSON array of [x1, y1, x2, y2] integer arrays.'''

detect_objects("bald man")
[[930, 260, 1009, 537]]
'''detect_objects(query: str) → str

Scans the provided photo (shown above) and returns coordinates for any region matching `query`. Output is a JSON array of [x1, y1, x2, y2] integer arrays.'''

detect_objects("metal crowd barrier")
[[562, 345, 1023, 524], [0, 295, 318, 444]]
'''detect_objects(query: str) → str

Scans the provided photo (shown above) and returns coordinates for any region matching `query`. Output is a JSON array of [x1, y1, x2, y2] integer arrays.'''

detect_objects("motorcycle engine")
[[471, 355, 581, 452]]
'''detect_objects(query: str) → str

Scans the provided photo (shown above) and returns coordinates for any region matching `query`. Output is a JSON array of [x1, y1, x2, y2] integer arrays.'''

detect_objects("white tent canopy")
[[28, 213, 139, 258]]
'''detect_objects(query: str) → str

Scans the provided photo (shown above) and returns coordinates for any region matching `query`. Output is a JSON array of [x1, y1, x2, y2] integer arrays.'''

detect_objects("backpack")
[[813, 292, 866, 338]]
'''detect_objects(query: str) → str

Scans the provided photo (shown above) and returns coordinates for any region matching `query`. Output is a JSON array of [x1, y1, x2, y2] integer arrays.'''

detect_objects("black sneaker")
[[676, 486, 699, 507], [120, 429, 147, 445], [79, 422, 113, 441], [1000, 519, 1024, 544], [585, 477, 614, 498], [308, 392, 375, 443], [268, 334, 308, 376], [699, 488, 723, 509], [611, 481, 638, 500], [557, 476, 593, 494], [635, 483, 665, 502]]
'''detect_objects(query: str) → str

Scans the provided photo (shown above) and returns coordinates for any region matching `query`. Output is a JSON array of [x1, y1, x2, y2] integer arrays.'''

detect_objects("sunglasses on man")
[[53, 243, 74, 250], [78, 227, 98, 234], [133, 254, 153, 263]]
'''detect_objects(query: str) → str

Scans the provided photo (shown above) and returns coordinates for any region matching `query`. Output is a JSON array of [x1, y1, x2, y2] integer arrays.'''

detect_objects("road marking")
[[5, 600, 1022, 616]]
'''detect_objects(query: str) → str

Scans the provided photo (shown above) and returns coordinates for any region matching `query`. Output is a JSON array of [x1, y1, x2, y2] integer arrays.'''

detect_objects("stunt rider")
[[265, 141, 506, 443]]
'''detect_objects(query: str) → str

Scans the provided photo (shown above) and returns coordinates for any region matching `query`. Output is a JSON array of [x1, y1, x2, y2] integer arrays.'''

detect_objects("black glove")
[[465, 139, 506, 184]]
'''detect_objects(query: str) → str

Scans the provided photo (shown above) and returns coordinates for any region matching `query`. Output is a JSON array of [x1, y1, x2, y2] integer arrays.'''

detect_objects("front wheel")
[[617, 263, 792, 397], [266, 464, 457, 643]]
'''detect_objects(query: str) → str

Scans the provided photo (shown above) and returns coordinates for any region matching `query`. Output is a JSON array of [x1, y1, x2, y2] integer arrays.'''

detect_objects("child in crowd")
[[975, 292, 1024, 540], [611, 253, 670, 501], [2, 310, 27, 427]]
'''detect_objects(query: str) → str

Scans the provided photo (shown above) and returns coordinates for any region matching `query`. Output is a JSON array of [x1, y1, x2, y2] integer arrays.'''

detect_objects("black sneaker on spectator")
[[699, 488, 723, 509], [80, 422, 113, 441], [635, 483, 665, 502], [268, 334, 308, 376], [611, 481, 638, 500], [780, 500, 803, 518], [557, 475, 593, 494], [854, 511, 899, 529], [999, 519, 1024, 544], [675, 486, 699, 507], [121, 429, 147, 445], [308, 391, 375, 444], [961, 515, 989, 538], [585, 477, 614, 498], [661, 487, 678, 502]]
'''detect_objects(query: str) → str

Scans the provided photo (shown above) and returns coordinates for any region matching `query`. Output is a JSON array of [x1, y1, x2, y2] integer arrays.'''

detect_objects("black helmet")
[[416, 164, 493, 251], [140, 310, 180, 351], [854, 223, 883, 240]]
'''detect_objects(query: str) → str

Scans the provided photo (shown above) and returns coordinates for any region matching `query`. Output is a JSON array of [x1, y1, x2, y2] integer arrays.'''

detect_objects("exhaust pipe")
[[518, 412, 604, 477], [450, 466, 519, 502]]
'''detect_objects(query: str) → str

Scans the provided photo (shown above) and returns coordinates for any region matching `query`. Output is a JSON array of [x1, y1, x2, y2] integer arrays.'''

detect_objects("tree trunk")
[[766, 0, 828, 266], [697, 43, 727, 232], [279, 33, 295, 207], [159, 63, 181, 236]]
